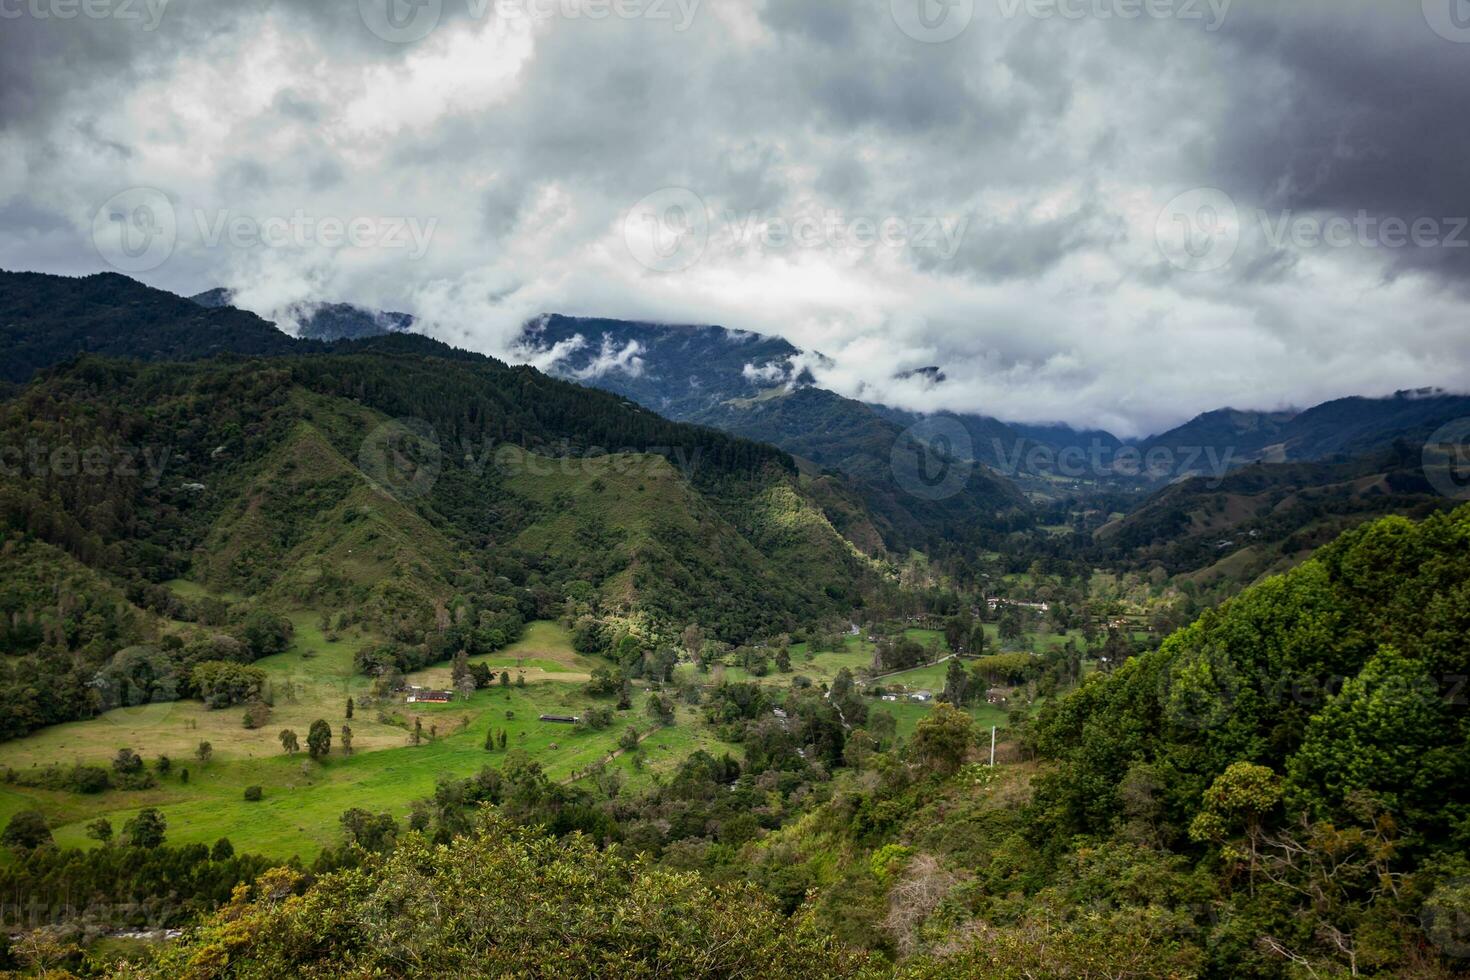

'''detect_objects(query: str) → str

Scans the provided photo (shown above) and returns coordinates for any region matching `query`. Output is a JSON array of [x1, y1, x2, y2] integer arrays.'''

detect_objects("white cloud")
[[0, 0, 1466, 435]]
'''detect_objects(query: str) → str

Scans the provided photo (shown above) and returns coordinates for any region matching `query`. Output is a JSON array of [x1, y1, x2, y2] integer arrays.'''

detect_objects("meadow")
[[0, 601, 730, 861]]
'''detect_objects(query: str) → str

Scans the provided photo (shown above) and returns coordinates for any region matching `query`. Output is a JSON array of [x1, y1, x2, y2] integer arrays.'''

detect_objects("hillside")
[[0, 271, 312, 383], [1142, 391, 1470, 466], [0, 322, 890, 740], [1094, 445, 1462, 586], [125, 505, 1470, 978]]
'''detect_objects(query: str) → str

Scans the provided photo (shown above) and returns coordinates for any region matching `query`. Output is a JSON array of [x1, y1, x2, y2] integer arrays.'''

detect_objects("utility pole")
[[990, 725, 997, 766]]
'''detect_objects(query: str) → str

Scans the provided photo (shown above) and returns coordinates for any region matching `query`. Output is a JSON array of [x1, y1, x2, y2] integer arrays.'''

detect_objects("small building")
[[406, 689, 453, 704], [881, 694, 899, 702], [986, 687, 1010, 705], [539, 714, 580, 724], [910, 690, 933, 703], [772, 708, 788, 720]]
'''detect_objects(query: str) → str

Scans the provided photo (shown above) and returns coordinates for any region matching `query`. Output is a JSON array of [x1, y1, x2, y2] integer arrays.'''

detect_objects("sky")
[[1, 0, 1467, 437]]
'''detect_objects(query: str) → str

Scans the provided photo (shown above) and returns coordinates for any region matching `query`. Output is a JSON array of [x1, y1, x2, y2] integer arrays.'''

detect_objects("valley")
[[0, 271, 1464, 978]]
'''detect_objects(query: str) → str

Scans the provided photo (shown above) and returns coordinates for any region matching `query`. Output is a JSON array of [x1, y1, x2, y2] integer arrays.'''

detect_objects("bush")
[[244, 786, 263, 802]]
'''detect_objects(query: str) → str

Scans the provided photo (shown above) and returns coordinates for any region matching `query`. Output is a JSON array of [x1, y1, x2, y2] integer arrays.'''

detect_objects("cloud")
[[0, 0, 1466, 435]]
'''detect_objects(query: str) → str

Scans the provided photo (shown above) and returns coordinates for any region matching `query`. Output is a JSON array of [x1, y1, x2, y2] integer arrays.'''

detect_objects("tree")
[[279, 729, 300, 755], [412, 717, 423, 745], [646, 693, 675, 726], [341, 724, 353, 755], [498, 730, 508, 750], [123, 808, 167, 849], [998, 606, 1025, 642], [941, 658, 970, 706], [243, 700, 271, 729], [156, 754, 172, 775], [244, 786, 264, 801], [1189, 761, 1282, 888], [775, 647, 792, 673], [195, 740, 213, 765], [112, 747, 144, 775], [212, 838, 235, 860], [485, 727, 498, 751], [911, 703, 974, 777], [682, 624, 705, 662], [86, 818, 114, 846], [239, 609, 294, 658], [307, 719, 333, 759], [499, 671, 511, 689], [619, 727, 640, 752], [2, 811, 52, 851], [345, 697, 354, 720]]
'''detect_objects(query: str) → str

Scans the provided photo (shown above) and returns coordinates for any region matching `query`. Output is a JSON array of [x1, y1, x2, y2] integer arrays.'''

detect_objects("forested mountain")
[[1141, 391, 1470, 465], [518, 315, 1470, 494], [0, 278, 889, 738], [0, 271, 311, 383], [1093, 443, 1463, 582], [689, 384, 1031, 552], [517, 314, 810, 418], [191, 288, 416, 342]]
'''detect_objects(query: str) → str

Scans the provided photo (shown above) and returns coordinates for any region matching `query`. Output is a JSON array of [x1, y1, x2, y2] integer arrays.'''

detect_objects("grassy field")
[[0, 603, 1038, 863], [0, 601, 733, 861]]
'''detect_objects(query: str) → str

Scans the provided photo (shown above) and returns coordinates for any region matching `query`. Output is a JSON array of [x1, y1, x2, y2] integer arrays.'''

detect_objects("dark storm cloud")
[[0, 0, 1466, 435]]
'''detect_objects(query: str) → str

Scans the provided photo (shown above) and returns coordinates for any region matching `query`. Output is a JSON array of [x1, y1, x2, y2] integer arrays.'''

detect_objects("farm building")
[[539, 714, 580, 724], [406, 689, 453, 704]]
